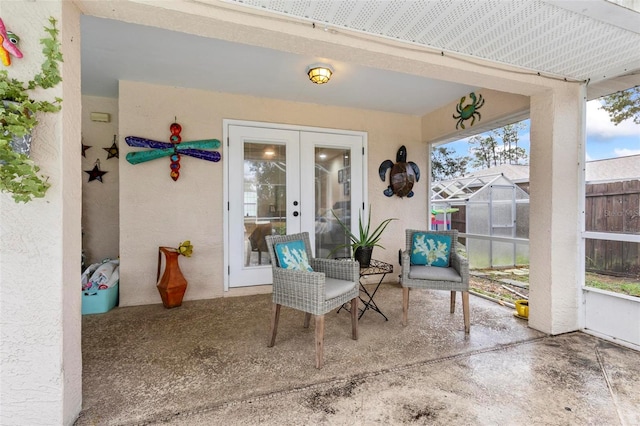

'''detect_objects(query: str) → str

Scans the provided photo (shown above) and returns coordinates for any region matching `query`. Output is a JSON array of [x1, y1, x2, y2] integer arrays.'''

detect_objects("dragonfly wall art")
[[125, 122, 221, 181]]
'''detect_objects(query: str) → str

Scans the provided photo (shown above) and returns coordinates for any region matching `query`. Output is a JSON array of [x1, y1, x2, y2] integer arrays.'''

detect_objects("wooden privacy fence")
[[585, 179, 640, 277]]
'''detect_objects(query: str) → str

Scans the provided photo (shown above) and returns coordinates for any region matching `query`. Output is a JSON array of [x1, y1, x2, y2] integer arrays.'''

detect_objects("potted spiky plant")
[[330, 207, 396, 267], [0, 17, 63, 203]]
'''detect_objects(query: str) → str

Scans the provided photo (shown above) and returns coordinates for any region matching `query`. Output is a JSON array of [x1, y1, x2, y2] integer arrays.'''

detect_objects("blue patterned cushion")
[[410, 233, 451, 267], [274, 240, 313, 271]]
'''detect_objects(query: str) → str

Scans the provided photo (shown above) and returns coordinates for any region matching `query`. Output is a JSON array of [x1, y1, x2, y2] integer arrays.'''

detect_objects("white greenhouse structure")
[[431, 174, 530, 269]]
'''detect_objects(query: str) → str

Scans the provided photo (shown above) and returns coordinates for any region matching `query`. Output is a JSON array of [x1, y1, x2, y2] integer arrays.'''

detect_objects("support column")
[[0, 1, 82, 424], [528, 83, 586, 335]]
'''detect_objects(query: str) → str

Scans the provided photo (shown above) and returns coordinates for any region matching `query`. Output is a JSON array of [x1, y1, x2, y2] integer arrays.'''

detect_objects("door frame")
[[222, 119, 368, 291]]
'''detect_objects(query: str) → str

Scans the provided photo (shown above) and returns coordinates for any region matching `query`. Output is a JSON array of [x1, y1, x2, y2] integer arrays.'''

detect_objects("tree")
[[492, 123, 527, 165], [431, 146, 470, 181], [470, 123, 528, 169], [600, 86, 640, 125], [469, 134, 499, 169]]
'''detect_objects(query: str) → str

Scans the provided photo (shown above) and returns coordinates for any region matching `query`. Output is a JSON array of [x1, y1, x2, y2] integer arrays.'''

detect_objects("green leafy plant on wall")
[[0, 17, 63, 203]]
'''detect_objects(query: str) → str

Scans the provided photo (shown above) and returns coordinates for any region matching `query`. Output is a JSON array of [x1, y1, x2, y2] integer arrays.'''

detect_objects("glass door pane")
[[228, 125, 299, 287], [300, 131, 364, 261], [243, 143, 286, 267], [314, 147, 352, 259]]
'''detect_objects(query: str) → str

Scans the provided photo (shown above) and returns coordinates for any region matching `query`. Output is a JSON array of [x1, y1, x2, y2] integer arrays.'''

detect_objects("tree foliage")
[[600, 86, 640, 125], [495, 123, 527, 165], [431, 146, 470, 181], [469, 134, 499, 169], [470, 123, 527, 169]]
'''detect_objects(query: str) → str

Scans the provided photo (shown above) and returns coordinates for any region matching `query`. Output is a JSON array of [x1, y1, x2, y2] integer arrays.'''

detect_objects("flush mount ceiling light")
[[306, 63, 333, 84]]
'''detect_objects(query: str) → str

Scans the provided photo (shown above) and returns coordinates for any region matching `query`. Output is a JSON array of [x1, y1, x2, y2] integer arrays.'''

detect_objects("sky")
[[583, 100, 640, 161], [445, 98, 640, 165]]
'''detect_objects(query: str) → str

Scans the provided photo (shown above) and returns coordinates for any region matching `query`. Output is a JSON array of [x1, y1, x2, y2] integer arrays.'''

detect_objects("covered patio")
[[2, 1, 640, 424], [76, 284, 639, 425]]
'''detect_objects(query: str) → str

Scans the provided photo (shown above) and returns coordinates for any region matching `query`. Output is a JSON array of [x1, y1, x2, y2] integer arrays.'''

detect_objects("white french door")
[[225, 121, 366, 288]]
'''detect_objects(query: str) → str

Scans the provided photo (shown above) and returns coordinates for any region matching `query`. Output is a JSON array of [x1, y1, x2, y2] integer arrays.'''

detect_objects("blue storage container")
[[82, 282, 119, 315]]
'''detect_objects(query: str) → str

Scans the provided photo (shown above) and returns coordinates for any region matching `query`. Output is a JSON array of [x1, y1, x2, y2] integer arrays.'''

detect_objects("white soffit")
[[80, 15, 477, 115], [222, 0, 640, 84]]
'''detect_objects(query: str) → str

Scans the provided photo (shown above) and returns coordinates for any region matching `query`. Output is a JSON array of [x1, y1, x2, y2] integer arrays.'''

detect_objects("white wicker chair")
[[265, 232, 359, 368], [400, 229, 470, 333]]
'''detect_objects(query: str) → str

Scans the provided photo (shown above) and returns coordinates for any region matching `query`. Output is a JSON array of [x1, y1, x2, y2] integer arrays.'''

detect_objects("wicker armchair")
[[400, 229, 470, 333], [265, 232, 359, 369]]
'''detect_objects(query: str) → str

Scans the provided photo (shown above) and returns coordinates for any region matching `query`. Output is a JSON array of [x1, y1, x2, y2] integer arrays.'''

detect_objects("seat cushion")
[[324, 277, 357, 300], [408, 265, 461, 282], [274, 240, 313, 271], [410, 232, 451, 267]]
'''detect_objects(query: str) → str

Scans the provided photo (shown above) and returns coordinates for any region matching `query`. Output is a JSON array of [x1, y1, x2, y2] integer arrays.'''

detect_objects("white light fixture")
[[306, 63, 333, 84]]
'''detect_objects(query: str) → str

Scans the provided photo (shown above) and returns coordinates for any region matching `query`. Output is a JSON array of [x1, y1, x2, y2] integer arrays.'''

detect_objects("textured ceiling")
[[222, 0, 640, 83], [80, 0, 640, 119], [80, 15, 477, 116]]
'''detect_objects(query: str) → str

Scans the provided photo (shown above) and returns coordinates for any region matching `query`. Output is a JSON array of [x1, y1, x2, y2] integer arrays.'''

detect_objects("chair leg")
[[462, 291, 470, 333], [268, 303, 281, 347], [315, 315, 325, 369], [450, 291, 456, 313], [304, 312, 311, 328], [402, 287, 409, 326], [258, 250, 262, 265], [351, 297, 358, 340]]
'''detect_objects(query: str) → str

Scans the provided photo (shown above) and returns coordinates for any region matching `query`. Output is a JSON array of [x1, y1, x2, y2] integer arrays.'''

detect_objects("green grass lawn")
[[585, 272, 640, 297], [472, 267, 640, 299]]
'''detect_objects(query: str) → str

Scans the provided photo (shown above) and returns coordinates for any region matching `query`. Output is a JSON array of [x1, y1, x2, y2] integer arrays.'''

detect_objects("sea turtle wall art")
[[379, 145, 420, 198]]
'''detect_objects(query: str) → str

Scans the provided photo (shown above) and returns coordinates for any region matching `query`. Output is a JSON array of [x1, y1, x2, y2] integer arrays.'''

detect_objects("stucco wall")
[[81, 96, 120, 265], [119, 80, 424, 306], [528, 85, 584, 334], [422, 89, 530, 144], [0, 2, 83, 424]]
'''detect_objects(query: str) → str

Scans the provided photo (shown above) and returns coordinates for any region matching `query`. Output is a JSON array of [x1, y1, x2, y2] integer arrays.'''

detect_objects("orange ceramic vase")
[[157, 247, 187, 308]]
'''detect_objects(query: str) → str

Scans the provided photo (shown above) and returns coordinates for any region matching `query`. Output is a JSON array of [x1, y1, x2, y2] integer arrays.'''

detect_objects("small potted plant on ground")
[[0, 17, 63, 203], [330, 206, 396, 267]]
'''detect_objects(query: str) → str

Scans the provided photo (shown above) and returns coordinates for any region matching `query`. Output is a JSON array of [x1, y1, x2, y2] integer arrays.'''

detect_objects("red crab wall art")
[[379, 145, 420, 198]]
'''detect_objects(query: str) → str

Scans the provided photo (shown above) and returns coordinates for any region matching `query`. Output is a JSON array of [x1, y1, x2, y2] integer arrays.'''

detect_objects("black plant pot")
[[354, 246, 373, 268]]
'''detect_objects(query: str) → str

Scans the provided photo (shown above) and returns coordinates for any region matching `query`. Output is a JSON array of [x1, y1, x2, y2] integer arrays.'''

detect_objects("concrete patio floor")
[[77, 282, 640, 425]]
